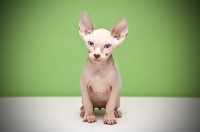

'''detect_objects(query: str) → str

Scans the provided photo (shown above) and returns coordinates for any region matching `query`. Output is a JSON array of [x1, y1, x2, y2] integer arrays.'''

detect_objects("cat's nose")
[[94, 54, 100, 58]]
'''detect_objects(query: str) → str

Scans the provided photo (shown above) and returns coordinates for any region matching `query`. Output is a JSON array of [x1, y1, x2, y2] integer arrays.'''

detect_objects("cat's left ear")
[[111, 18, 128, 46], [79, 12, 94, 38]]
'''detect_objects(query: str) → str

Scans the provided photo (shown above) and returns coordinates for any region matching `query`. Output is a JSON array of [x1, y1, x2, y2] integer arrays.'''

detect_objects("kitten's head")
[[78, 12, 128, 63]]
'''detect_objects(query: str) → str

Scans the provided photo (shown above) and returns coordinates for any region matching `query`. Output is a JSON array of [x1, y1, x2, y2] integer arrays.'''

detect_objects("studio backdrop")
[[0, 0, 199, 97]]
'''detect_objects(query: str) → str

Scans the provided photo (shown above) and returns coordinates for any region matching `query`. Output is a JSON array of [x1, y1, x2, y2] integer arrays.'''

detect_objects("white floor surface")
[[0, 97, 200, 132]]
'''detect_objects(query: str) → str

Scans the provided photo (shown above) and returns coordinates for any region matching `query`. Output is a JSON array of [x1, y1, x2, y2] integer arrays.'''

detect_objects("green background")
[[0, 0, 199, 97]]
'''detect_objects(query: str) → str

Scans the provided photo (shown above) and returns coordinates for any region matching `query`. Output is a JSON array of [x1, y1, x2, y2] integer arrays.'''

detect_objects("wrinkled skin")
[[78, 12, 128, 125]]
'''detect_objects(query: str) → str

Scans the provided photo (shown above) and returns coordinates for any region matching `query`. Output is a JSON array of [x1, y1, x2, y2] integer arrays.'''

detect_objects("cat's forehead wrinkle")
[[93, 28, 110, 36], [91, 29, 113, 45]]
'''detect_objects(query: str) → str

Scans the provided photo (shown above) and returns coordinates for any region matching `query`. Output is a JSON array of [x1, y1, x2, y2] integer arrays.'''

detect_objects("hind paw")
[[80, 106, 85, 117], [114, 109, 122, 118]]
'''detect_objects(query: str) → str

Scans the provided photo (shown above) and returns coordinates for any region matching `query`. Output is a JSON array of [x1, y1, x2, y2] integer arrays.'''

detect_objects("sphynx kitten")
[[79, 12, 128, 125]]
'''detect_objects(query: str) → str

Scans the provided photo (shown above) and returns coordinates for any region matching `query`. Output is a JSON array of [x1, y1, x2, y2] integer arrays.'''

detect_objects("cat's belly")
[[88, 82, 112, 108]]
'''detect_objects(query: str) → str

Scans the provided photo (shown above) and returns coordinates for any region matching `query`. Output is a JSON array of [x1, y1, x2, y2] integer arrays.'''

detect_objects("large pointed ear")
[[111, 18, 128, 46], [79, 12, 94, 38]]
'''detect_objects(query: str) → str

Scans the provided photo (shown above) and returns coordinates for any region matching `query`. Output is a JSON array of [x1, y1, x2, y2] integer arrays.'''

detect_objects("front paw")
[[83, 113, 96, 123], [104, 114, 117, 125]]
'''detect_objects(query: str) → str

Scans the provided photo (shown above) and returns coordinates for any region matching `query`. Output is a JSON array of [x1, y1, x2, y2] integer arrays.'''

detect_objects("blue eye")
[[104, 44, 111, 49], [88, 41, 94, 47]]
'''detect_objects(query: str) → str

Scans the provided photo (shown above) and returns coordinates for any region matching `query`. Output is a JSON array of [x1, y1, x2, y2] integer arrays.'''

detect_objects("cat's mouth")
[[93, 58, 101, 62]]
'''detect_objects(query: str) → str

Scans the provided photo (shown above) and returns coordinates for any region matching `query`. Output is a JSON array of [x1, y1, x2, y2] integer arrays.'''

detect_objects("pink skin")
[[79, 12, 128, 125]]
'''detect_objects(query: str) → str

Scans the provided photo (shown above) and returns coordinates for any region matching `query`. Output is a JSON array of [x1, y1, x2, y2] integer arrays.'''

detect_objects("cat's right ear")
[[79, 12, 94, 38]]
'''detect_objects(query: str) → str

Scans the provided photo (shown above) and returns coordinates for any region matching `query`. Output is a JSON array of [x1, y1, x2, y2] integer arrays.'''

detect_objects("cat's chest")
[[88, 75, 112, 94]]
